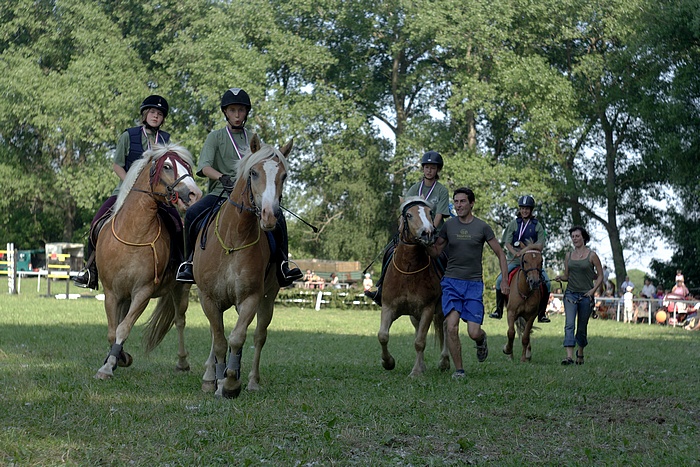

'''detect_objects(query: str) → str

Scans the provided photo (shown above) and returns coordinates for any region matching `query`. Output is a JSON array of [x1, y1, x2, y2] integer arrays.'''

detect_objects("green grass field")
[[1, 279, 699, 465]]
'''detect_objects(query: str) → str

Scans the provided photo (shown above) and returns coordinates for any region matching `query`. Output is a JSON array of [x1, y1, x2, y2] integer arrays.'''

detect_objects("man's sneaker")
[[538, 316, 551, 323], [176, 262, 195, 283], [476, 333, 488, 362], [489, 310, 502, 319], [451, 369, 466, 379]]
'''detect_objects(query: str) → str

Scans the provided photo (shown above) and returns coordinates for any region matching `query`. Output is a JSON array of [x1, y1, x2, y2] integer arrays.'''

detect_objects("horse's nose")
[[189, 190, 202, 205]]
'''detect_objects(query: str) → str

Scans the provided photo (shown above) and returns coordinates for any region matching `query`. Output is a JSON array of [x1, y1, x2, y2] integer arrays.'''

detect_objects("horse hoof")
[[117, 351, 133, 368], [247, 381, 261, 392], [382, 357, 396, 371], [438, 358, 450, 372], [201, 380, 216, 393], [94, 371, 112, 380], [175, 364, 191, 373], [221, 384, 242, 399]]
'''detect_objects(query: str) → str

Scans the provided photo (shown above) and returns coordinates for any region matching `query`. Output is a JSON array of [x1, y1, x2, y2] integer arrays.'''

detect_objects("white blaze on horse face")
[[174, 159, 202, 210], [417, 206, 433, 232], [259, 159, 282, 229]]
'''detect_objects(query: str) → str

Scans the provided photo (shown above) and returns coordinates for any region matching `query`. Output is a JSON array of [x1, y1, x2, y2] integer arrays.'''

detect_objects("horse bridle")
[[130, 152, 195, 206], [516, 249, 544, 299], [399, 200, 433, 245]]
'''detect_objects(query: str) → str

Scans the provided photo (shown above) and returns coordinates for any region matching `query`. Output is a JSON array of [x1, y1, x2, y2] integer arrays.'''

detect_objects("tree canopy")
[[0, 0, 697, 288]]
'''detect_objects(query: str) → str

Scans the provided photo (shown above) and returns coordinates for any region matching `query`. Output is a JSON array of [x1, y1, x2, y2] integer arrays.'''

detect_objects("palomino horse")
[[378, 196, 449, 377], [502, 246, 544, 362], [194, 135, 292, 398], [95, 143, 202, 380]]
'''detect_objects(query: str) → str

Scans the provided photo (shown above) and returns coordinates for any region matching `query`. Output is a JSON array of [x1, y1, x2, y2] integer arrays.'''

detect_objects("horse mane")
[[399, 196, 433, 214], [111, 142, 194, 216], [234, 144, 290, 186]]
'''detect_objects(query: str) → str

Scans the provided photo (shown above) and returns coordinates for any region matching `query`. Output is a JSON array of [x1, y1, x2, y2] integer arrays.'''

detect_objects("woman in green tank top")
[[553, 226, 604, 365]]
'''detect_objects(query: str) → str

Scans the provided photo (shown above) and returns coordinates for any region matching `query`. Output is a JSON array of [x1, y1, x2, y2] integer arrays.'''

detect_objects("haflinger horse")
[[378, 196, 449, 377], [502, 243, 544, 362], [94, 143, 202, 380], [194, 134, 291, 399]]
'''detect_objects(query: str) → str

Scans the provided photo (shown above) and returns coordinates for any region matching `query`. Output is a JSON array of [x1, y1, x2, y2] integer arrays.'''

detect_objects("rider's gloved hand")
[[219, 174, 234, 191]]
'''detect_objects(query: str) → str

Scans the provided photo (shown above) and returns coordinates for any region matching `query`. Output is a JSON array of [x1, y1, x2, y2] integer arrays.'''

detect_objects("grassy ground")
[[1, 279, 699, 465]]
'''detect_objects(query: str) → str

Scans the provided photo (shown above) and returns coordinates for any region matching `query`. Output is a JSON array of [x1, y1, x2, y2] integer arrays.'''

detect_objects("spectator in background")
[[605, 279, 616, 297], [672, 277, 690, 298], [623, 285, 635, 323], [620, 276, 635, 296], [330, 273, 341, 289], [676, 269, 684, 283], [641, 278, 656, 299], [363, 273, 374, 292]]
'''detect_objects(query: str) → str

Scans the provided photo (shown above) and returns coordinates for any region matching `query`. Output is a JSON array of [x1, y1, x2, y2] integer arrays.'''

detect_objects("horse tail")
[[142, 293, 177, 354], [515, 316, 537, 337]]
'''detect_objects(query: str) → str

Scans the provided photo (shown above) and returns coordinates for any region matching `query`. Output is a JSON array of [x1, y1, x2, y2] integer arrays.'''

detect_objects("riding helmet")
[[220, 88, 252, 112], [140, 95, 169, 118], [421, 151, 444, 170], [518, 195, 536, 208]]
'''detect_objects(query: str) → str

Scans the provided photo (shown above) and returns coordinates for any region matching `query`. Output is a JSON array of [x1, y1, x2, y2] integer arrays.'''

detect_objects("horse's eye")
[[406, 213, 413, 219], [164, 163, 173, 170], [250, 169, 258, 178]]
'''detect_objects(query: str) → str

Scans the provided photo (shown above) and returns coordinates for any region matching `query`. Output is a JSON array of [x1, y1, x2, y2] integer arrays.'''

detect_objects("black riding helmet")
[[220, 88, 251, 129], [421, 151, 444, 170], [518, 195, 535, 208], [140, 95, 169, 119]]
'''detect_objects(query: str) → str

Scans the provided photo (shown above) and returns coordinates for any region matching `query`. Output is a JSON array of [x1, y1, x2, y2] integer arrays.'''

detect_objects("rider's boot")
[[274, 215, 303, 287], [364, 285, 382, 306], [489, 289, 505, 319], [176, 255, 195, 283], [537, 289, 551, 323], [74, 262, 99, 290]]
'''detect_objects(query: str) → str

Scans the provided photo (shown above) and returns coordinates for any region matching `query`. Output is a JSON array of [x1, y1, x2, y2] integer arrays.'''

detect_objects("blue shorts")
[[441, 277, 484, 324]]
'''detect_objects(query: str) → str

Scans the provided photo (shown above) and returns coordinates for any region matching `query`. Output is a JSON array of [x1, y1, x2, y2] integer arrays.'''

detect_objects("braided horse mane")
[[111, 142, 194, 216], [234, 143, 290, 186]]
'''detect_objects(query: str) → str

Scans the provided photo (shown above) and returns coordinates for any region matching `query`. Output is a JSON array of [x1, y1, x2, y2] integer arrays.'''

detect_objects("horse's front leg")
[[199, 295, 228, 394], [409, 309, 433, 377], [521, 317, 536, 362], [503, 308, 516, 360], [378, 305, 397, 371], [96, 290, 152, 379], [220, 296, 258, 399], [247, 296, 275, 392]]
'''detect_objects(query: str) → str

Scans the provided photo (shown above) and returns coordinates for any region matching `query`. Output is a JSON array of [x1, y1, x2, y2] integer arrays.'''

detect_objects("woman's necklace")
[[573, 247, 588, 260]]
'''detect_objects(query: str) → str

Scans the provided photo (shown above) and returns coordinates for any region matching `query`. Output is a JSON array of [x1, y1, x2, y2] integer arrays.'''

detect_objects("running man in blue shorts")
[[429, 187, 509, 378]]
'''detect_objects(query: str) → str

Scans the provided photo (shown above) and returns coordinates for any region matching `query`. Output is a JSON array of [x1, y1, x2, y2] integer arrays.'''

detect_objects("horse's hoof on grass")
[[438, 358, 450, 372], [382, 357, 396, 371], [221, 384, 242, 399], [117, 351, 133, 368], [201, 380, 216, 393], [94, 371, 112, 380], [247, 381, 261, 392], [175, 364, 191, 373]]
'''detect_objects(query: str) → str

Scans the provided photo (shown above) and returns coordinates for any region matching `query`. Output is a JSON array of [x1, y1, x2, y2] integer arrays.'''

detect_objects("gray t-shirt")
[[198, 128, 252, 196], [439, 216, 495, 282]]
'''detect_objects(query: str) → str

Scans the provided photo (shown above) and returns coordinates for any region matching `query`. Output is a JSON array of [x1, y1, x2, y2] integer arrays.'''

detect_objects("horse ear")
[[399, 196, 405, 204], [250, 133, 262, 154], [279, 139, 293, 158]]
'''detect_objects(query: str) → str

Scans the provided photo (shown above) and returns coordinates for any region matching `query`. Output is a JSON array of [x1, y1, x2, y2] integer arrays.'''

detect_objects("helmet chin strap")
[[143, 122, 160, 131]]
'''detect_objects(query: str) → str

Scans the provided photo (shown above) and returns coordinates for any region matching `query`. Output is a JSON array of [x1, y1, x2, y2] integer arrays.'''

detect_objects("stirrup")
[[281, 260, 303, 281], [175, 261, 195, 283]]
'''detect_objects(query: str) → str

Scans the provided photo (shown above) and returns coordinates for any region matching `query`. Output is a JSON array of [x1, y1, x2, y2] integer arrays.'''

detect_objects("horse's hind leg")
[[434, 307, 450, 372], [174, 285, 190, 372], [378, 306, 396, 371]]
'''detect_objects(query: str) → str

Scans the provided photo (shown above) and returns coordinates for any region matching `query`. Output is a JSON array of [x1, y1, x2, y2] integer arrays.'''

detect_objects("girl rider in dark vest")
[[175, 88, 303, 286], [489, 195, 552, 323], [74, 95, 170, 289]]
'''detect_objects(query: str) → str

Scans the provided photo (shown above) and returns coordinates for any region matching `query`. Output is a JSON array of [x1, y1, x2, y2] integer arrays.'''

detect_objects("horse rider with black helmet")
[[365, 150, 451, 306], [489, 195, 552, 323], [176, 87, 303, 286], [74, 95, 171, 290]]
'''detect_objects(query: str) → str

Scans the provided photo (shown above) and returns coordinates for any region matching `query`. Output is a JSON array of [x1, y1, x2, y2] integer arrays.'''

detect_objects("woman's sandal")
[[561, 357, 574, 366], [576, 351, 584, 365]]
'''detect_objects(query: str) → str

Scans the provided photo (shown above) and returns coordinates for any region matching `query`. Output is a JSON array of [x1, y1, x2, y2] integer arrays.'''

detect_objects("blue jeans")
[[496, 262, 551, 292], [563, 291, 593, 348]]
